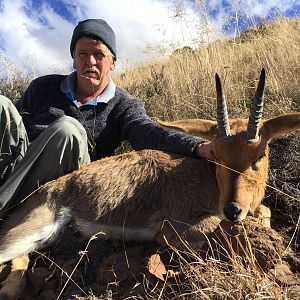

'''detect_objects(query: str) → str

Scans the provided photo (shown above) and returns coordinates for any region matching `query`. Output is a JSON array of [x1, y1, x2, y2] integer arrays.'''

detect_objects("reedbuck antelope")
[[0, 69, 300, 299]]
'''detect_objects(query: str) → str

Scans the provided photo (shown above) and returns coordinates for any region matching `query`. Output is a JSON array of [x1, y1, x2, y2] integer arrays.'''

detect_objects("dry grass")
[[0, 52, 33, 101], [114, 17, 300, 121], [30, 218, 299, 300]]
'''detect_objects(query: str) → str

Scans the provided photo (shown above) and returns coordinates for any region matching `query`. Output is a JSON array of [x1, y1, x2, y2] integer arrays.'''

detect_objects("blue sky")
[[0, 0, 299, 74]]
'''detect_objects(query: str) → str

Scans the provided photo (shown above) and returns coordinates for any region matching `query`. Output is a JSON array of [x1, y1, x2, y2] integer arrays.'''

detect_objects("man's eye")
[[95, 52, 105, 59]]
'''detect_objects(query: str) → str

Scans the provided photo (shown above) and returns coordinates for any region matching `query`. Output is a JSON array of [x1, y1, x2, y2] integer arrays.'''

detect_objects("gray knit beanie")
[[70, 19, 116, 59]]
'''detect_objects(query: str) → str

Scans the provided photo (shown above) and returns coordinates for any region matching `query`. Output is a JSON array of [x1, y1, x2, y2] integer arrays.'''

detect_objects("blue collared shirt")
[[60, 71, 116, 107]]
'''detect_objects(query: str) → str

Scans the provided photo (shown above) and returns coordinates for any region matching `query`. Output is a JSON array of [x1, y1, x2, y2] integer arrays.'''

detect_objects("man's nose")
[[87, 54, 96, 66]]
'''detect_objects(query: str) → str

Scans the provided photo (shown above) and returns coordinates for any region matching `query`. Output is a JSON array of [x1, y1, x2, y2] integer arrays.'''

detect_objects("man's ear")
[[73, 61, 76, 69], [110, 59, 116, 71]]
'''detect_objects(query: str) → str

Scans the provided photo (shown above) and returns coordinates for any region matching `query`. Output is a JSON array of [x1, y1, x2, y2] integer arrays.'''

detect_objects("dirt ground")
[[1, 217, 299, 300]]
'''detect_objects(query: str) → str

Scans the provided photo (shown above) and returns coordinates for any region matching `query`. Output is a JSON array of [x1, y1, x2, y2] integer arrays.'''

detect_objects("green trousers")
[[0, 95, 90, 218]]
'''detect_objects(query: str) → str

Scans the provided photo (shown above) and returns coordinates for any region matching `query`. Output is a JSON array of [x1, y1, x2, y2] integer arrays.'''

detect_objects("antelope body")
[[0, 69, 300, 299]]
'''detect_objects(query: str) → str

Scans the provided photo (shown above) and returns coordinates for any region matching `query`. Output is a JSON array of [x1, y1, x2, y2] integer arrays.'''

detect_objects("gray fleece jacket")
[[16, 74, 205, 160]]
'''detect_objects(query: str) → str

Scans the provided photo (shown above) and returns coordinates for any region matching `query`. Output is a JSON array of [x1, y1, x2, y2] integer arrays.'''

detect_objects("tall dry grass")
[[114, 18, 300, 121], [0, 52, 33, 101]]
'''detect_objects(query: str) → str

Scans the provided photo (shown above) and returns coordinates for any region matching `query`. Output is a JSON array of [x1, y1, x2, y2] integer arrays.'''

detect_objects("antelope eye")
[[252, 154, 265, 170], [255, 153, 265, 163]]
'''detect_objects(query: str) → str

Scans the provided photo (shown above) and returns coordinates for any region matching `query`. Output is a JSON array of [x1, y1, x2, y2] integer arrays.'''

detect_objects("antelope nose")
[[224, 202, 242, 221]]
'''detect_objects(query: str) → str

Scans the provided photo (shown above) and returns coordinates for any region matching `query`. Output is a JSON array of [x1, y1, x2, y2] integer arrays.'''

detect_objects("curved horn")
[[246, 68, 266, 143], [215, 73, 230, 140]]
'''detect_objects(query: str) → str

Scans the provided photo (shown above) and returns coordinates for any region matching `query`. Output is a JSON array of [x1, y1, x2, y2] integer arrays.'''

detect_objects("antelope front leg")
[[155, 215, 221, 251], [254, 204, 271, 228], [177, 215, 221, 250], [0, 256, 29, 300]]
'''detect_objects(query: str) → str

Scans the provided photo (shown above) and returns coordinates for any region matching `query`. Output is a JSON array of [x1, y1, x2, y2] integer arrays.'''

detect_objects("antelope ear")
[[158, 119, 217, 140], [260, 113, 300, 141]]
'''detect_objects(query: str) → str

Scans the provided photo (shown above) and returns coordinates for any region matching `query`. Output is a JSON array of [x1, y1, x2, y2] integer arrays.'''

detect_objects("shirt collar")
[[60, 71, 116, 104]]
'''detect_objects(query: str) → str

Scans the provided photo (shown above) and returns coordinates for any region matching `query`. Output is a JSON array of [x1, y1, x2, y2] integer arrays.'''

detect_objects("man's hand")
[[194, 141, 214, 160]]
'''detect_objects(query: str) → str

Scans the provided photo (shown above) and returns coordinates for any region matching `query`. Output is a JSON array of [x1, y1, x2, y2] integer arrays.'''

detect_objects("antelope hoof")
[[255, 205, 271, 228]]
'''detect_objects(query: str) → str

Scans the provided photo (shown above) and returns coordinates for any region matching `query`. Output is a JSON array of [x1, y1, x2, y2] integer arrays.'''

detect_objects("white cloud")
[[0, 0, 298, 75], [0, 0, 203, 74], [244, 0, 297, 18], [0, 0, 73, 74], [207, 0, 298, 25]]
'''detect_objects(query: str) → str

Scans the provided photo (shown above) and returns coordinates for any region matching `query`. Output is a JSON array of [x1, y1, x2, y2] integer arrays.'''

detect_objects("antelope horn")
[[215, 73, 230, 140], [246, 68, 266, 143]]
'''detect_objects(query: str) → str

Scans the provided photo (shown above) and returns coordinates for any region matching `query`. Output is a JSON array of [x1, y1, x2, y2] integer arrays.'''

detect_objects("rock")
[[0, 263, 11, 283], [270, 263, 300, 286], [146, 253, 166, 281], [22, 267, 52, 299], [95, 245, 172, 299], [35, 289, 57, 300], [200, 218, 287, 270], [32, 277, 58, 300], [95, 246, 145, 283]]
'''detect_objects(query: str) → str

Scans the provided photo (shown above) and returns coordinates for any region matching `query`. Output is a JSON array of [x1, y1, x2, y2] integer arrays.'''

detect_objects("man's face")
[[73, 36, 116, 91]]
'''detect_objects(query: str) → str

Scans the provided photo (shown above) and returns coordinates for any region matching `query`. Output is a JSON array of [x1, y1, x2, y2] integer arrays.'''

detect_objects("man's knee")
[[0, 96, 19, 117], [49, 116, 88, 141], [0, 95, 12, 107]]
